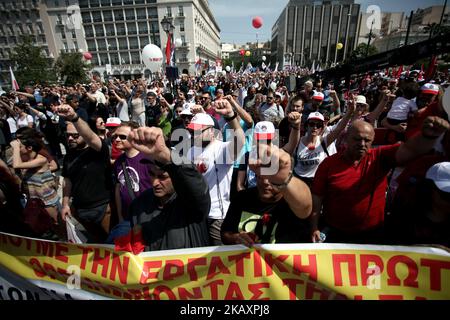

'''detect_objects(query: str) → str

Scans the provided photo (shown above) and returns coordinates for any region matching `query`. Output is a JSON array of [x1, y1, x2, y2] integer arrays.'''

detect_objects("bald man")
[[310, 117, 450, 244]]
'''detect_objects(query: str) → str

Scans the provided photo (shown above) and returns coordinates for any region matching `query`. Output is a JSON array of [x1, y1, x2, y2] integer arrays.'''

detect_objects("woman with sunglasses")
[[293, 100, 355, 187]]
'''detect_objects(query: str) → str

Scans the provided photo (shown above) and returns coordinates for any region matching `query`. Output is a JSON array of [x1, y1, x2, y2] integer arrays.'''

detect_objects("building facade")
[[0, 0, 220, 84], [271, 0, 361, 69]]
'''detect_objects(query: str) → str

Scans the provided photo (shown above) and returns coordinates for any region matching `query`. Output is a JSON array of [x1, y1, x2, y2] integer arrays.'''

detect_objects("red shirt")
[[405, 101, 445, 140], [312, 144, 400, 233]]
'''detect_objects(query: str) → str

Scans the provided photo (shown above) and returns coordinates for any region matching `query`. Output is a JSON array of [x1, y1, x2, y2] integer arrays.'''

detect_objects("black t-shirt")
[[222, 188, 310, 244], [62, 140, 112, 209]]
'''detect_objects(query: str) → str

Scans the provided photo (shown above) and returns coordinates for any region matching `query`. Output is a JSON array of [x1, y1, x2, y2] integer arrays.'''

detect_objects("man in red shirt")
[[310, 116, 450, 244]]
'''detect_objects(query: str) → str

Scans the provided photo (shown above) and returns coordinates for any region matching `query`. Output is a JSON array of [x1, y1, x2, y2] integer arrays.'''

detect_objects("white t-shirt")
[[15, 115, 34, 129], [187, 140, 234, 220], [116, 101, 130, 122], [259, 103, 284, 122], [387, 97, 417, 121], [7, 117, 17, 134], [93, 90, 107, 105], [294, 135, 337, 178]]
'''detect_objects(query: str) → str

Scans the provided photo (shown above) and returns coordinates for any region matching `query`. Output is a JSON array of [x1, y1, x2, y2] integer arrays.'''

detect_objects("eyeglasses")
[[98, 122, 105, 125], [67, 133, 80, 139], [267, 97, 274, 100], [112, 134, 128, 141], [308, 122, 324, 128], [188, 126, 211, 134], [356, 103, 367, 108]]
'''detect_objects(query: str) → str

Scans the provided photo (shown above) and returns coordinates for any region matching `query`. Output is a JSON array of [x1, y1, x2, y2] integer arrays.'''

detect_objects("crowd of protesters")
[[0, 65, 449, 252]]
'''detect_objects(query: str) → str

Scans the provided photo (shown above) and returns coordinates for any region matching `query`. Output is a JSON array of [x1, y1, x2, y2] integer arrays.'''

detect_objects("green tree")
[[349, 43, 378, 61], [10, 35, 56, 85], [55, 51, 92, 86]]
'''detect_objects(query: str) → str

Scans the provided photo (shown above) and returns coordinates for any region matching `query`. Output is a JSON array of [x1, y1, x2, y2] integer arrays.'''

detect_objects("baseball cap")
[[420, 83, 439, 95], [312, 91, 324, 101], [307, 112, 325, 122], [105, 117, 121, 127], [187, 113, 214, 130], [180, 108, 193, 116], [426, 162, 450, 193], [254, 121, 275, 140], [355, 95, 368, 105]]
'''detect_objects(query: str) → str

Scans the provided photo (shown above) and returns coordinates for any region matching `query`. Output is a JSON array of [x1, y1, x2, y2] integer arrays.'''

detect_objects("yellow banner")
[[0, 232, 449, 300]]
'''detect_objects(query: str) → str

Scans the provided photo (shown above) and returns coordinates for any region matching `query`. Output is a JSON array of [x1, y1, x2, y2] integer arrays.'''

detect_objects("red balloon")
[[252, 16, 263, 29], [83, 52, 93, 60], [239, 50, 245, 56]]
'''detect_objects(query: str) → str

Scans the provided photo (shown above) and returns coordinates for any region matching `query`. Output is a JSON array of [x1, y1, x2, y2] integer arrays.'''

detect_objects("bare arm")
[[325, 98, 355, 145], [56, 105, 103, 152], [282, 112, 302, 155], [215, 100, 245, 161], [366, 92, 391, 125], [395, 116, 450, 166], [310, 194, 324, 243], [227, 96, 253, 127], [16, 91, 34, 99]]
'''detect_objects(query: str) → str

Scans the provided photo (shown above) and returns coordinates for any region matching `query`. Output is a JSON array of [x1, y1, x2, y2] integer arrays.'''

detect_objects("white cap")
[[180, 108, 193, 116], [426, 162, 450, 193], [420, 83, 439, 95], [187, 113, 214, 130], [105, 117, 121, 127], [254, 121, 275, 140], [355, 95, 368, 105], [312, 91, 324, 101], [188, 90, 195, 96], [307, 112, 325, 122]]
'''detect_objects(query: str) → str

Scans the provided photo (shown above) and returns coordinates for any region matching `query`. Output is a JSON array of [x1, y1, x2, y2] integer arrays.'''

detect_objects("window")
[[99, 53, 109, 65], [135, 0, 145, 4], [111, 0, 121, 4], [116, 23, 126, 35], [92, 11, 102, 22], [110, 52, 120, 64], [79, 0, 89, 8], [72, 31, 76, 38], [114, 10, 124, 21], [57, 14, 63, 24], [136, 8, 147, 19], [147, 7, 157, 19], [39, 35, 46, 43], [119, 38, 128, 50], [37, 23, 44, 34], [108, 39, 117, 50], [138, 22, 148, 34], [105, 24, 115, 36], [125, 9, 135, 20], [97, 39, 107, 50], [87, 40, 96, 51], [180, 23, 185, 32], [181, 35, 186, 46], [101, 0, 110, 6], [139, 36, 149, 46], [103, 10, 113, 22], [123, 0, 134, 4], [95, 25, 105, 37], [131, 52, 140, 64], [90, 0, 100, 7], [129, 37, 138, 49], [63, 42, 68, 51], [127, 22, 137, 35], [61, 32, 66, 39], [84, 25, 94, 37], [54, 0, 59, 6], [166, 7, 172, 18], [120, 53, 130, 64], [81, 12, 91, 23], [178, 6, 184, 17]]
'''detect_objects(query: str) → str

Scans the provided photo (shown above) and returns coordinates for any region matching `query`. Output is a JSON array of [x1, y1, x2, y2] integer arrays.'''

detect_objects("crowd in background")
[[0, 65, 449, 251]]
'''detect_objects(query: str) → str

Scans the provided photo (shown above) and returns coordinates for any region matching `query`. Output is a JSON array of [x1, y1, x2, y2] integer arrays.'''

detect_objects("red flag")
[[165, 33, 172, 66], [395, 65, 403, 79], [424, 56, 437, 81], [10, 67, 19, 91], [418, 64, 424, 81]]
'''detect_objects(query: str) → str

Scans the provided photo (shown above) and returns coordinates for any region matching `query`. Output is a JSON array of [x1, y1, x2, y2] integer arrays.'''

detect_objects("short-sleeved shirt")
[[311, 144, 400, 232], [113, 152, 153, 219], [62, 140, 113, 209]]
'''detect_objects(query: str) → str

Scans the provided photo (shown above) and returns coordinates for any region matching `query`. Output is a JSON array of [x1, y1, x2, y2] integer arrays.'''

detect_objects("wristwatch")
[[70, 115, 80, 123], [224, 111, 237, 122], [270, 157, 295, 190]]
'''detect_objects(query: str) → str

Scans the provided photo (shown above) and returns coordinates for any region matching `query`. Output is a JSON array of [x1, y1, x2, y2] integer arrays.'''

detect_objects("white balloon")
[[225, 66, 231, 72], [443, 86, 450, 118], [270, 82, 277, 91], [175, 38, 183, 47], [262, 56, 267, 61], [142, 44, 163, 72]]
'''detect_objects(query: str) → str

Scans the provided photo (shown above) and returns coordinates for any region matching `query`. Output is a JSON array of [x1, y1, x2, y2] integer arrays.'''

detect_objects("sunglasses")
[[188, 127, 211, 134], [67, 133, 80, 139], [308, 122, 324, 128], [267, 97, 274, 100], [356, 103, 367, 107], [112, 134, 128, 141]]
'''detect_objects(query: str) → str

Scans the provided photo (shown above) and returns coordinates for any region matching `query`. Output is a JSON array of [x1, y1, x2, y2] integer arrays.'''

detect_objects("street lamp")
[[161, 16, 177, 93]]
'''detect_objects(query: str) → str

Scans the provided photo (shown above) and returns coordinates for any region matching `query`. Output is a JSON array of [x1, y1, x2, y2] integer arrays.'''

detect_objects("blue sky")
[[209, 0, 446, 44]]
